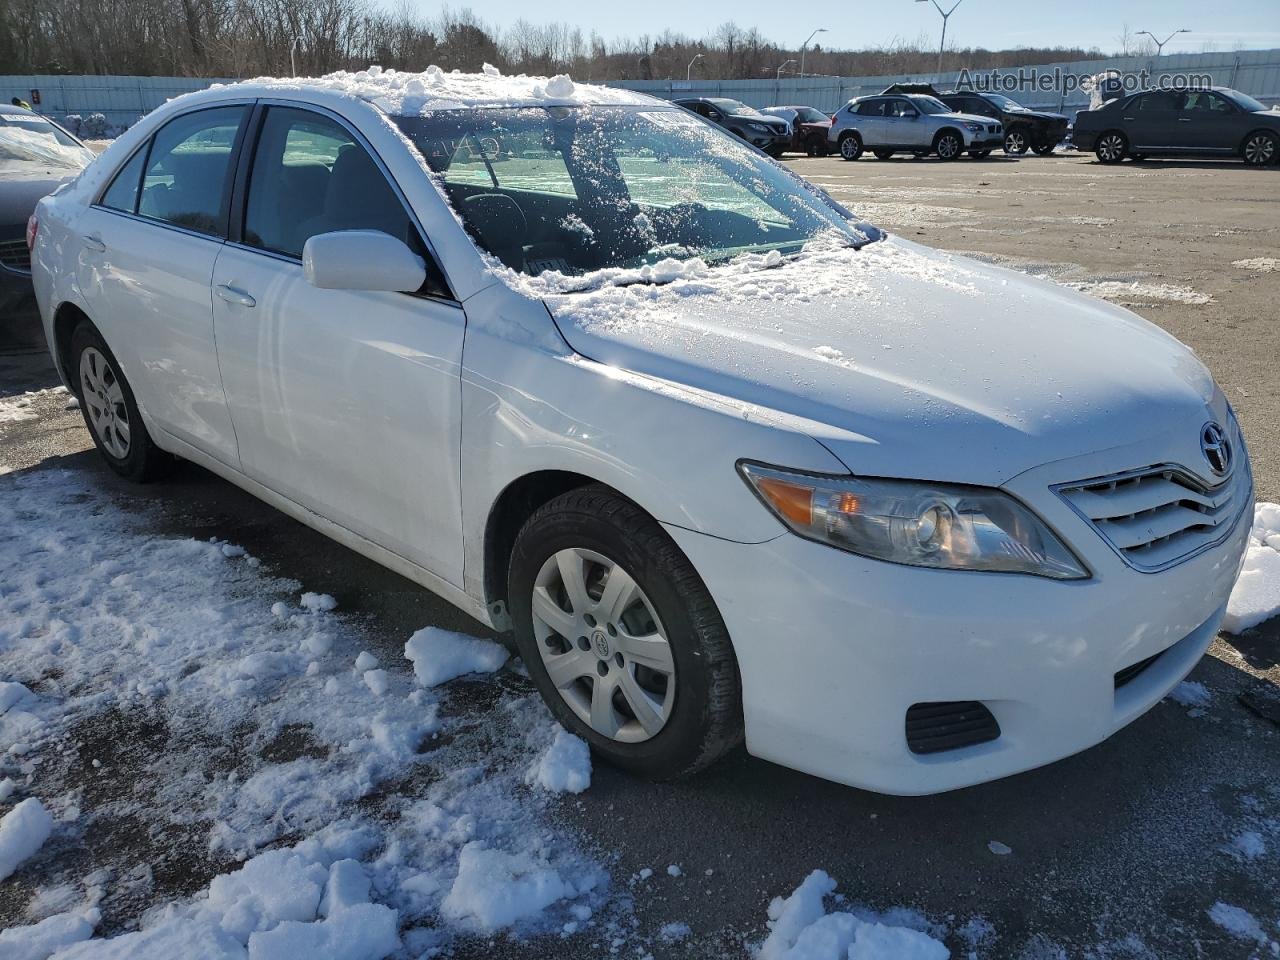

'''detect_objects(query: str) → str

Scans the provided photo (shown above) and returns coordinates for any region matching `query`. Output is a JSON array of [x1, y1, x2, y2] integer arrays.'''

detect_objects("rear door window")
[[137, 106, 247, 236]]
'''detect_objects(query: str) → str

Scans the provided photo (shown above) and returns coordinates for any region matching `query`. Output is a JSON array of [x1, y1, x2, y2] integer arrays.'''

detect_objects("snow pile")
[[0, 387, 70, 424], [0, 467, 608, 953], [224, 67, 653, 117], [1168, 681, 1211, 707], [1224, 502, 1280, 633], [1232, 257, 1279, 273], [526, 728, 592, 794], [0, 797, 54, 881], [0, 908, 99, 959], [759, 870, 948, 960], [1064, 279, 1214, 306], [403, 626, 508, 687], [441, 841, 587, 933], [1207, 902, 1271, 945]]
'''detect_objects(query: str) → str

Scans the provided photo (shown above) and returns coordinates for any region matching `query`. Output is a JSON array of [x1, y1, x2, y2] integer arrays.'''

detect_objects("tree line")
[[1, 0, 1120, 81]]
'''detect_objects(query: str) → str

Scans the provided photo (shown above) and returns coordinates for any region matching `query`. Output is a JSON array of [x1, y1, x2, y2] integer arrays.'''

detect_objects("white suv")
[[29, 71, 1251, 795], [829, 93, 1005, 160]]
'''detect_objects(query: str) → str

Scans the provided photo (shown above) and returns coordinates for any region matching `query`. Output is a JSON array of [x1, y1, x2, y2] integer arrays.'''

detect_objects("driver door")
[[210, 104, 467, 584], [883, 98, 926, 147]]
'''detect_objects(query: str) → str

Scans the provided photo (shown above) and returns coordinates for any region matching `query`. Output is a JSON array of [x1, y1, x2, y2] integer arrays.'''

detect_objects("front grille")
[[0, 238, 31, 273], [1114, 653, 1160, 689], [1057, 459, 1247, 572], [906, 701, 1001, 755], [988, 123, 1001, 134]]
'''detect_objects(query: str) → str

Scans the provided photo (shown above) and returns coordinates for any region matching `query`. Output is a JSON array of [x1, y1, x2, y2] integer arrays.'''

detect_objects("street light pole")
[[776, 59, 797, 80], [1136, 29, 1190, 57], [799, 27, 827, 77], [915, 0, 965, 77], [687, 53, 704, 82]]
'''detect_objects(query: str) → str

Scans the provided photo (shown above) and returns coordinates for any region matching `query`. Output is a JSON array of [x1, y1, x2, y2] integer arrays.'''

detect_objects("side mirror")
[[302, 230, 426, 292]]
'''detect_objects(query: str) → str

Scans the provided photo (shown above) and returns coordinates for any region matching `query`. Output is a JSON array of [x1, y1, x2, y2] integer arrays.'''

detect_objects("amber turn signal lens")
[[755, 477, 815, 526]]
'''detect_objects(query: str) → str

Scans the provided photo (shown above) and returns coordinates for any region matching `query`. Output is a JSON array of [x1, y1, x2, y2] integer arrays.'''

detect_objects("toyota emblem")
[[1200, 422, 1231, 476]]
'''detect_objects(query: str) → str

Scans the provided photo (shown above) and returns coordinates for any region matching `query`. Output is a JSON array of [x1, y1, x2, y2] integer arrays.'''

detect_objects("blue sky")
[[431, 1, 1279, 54]]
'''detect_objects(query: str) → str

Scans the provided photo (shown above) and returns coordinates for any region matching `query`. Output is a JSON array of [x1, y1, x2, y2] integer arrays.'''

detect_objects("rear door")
[[852, 98, 887, 144], [210, 103, 466, 583], [76, 103, 250, 466]]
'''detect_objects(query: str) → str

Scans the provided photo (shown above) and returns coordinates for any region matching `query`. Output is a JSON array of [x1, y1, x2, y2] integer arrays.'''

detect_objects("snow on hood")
[[221, 65, 657, 115], [516, 238, 1216, 486]]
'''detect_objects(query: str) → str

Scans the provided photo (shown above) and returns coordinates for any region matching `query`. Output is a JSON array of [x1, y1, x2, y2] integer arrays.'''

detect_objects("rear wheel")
[[70, 322, 172, 482], [1095, 131, 1128, 164], [1003, 128, 1030, 155], [873, 149, 894, 160], [509, 485, 743, 780], [934, 131, 963, 161], [1242, 130, 1277, 166], [838, 132, 863, 161]]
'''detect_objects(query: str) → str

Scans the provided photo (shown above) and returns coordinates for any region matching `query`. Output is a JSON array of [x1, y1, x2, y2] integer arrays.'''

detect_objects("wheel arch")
[[933, 125, 963, 145], [53, 301, 93, 392]]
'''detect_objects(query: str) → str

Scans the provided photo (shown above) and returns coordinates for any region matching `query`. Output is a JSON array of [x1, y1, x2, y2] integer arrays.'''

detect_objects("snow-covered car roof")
[[207, 65, 661, 116]]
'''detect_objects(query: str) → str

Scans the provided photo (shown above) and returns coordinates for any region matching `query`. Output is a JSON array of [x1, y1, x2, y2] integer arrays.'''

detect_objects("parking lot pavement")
[[2, 152, 1279, 958]]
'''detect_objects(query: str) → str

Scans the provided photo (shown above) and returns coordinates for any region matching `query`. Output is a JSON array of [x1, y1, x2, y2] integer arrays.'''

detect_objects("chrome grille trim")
[[1055, 457, 1251, 573]]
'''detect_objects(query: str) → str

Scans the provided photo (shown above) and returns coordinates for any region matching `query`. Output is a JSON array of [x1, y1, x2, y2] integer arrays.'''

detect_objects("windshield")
[[909, 96, 951, 115], [394, 106, 873, 279], [1225, 90, 1268, 113], [707, 98, 759, 117], [983, 93, 1030, 112], [795, 107, 829, 123], [0, 115, 94, 169]]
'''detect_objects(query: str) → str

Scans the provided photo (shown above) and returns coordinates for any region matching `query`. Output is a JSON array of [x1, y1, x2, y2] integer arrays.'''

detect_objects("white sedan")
[[29, 70, 1252, 794]]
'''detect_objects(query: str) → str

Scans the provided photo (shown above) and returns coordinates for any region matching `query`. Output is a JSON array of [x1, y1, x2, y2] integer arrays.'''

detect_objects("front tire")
[[1031, 142, 1056, 156], [509, 485, 743, 780], [873, 149, 894, 160], [1003, 128, 1030, 155], [1242, 130, 1278, 166], [838, 132, 863, 161], [969, 149, 992, 159], [1095, 131, 1128, 164], [70, 322, 172, 482], [934, 131, 963, 161]]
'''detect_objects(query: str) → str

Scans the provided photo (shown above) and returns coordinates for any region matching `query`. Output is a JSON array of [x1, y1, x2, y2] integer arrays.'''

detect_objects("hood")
[[537, 239, 1217, 487], [945, 111, 1001, 126], [1020, 110, 1069, 123], [0, 165, 77, 228]]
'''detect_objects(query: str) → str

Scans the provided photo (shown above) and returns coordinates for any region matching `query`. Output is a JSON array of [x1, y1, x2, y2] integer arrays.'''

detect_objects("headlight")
[[739, 463, 1089, 579], [748, 122, 771, 133], [964, 121, 984, 132]]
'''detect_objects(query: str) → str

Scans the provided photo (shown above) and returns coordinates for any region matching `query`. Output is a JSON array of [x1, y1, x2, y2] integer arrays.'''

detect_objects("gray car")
[[0, 105, 95, 340], [1072, 86, 1280, 165], [672, 98, 789, 157], [828, 94, 1004, 161]]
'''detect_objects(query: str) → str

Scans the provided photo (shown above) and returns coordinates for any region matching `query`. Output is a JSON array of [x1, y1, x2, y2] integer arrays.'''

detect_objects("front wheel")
[[71, 322, 172, 482], [1095, 131, 1128, 164], [1003, 129, 1030, 155], [1031, 142, 1056, 156], [804, 135, 829, 157], [969, 149, 992, 159], [1242, 130, 1278, 166], [934, 132, 963, 161], [509, 485, 743, 780], [873, 149, 894, 160], [838, 133, 863, 161]]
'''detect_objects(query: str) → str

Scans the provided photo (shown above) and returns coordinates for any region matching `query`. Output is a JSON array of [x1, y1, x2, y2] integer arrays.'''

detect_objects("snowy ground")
[[4, 150, 1280, 958]]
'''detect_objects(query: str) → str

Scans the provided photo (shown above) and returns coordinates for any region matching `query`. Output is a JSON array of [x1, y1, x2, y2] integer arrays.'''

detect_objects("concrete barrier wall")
[[3, 47, 1277, 130]]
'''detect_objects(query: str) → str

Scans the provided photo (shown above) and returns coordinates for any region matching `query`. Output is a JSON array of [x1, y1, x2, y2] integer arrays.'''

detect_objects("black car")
[[0, 105, 95, 341], [882, 84, 1068, 156], [1072, 86, 1279, 166], [672, 98, 789, 157]]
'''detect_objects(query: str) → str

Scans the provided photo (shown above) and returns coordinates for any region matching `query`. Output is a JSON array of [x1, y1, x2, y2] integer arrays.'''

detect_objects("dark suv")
[[1073, 86, 1279, 166], [673, 98, 789, 157], [883, 84, 1068, 156]]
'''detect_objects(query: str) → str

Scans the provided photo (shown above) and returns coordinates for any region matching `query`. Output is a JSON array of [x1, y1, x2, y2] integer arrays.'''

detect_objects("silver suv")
[[828, 93, 1004, 161]]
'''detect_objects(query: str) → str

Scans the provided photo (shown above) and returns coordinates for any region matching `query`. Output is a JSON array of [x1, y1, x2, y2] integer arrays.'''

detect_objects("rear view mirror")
[[302, 230, 426, 293]]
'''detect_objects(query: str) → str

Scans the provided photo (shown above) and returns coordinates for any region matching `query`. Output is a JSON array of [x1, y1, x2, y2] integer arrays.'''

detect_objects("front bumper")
[[966, 134, 1005, 151], [665, 463, 1251, 795]]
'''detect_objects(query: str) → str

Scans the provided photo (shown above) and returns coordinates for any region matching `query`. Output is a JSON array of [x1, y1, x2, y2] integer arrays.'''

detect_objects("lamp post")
[[776, 59, 797, 80], [799, 28, 827, 77], [915, 0, 965, 77], [687, 53, 704, 82], [1137, 29, 1190, 57]]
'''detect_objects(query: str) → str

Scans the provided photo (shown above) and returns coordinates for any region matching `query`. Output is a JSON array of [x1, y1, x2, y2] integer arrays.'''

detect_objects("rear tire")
[[838, 132, 863, 161], [509, 485, 743, 781], [1095, 131, 1128, 164], [1242, 130, 1277, 167], [70, 322, 173, 483]]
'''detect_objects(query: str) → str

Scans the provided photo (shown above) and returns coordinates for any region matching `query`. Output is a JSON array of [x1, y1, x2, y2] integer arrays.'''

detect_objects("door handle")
[[82, 235, 105, 252], [215, 283, 256, 308], [1178, 117, 1192, 122], [1121, 116, 1136, 121]]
